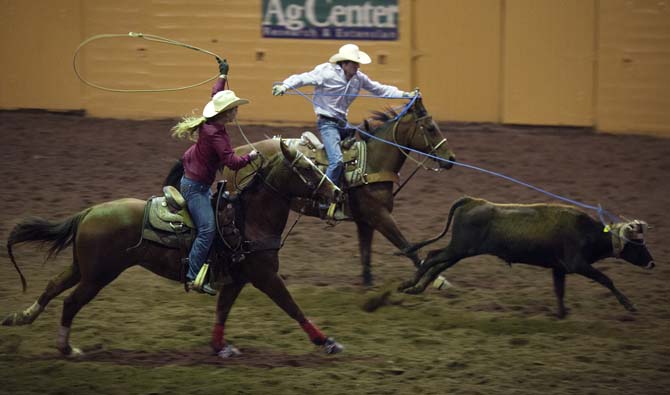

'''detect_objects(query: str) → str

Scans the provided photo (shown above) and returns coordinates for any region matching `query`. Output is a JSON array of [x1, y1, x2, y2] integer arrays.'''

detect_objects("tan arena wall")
[[0, 0, 668, 136]]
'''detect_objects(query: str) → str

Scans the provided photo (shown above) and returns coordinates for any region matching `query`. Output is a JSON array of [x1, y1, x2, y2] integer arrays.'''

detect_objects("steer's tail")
[[7, 209, 91, 292], [401, 196, 472, 255]]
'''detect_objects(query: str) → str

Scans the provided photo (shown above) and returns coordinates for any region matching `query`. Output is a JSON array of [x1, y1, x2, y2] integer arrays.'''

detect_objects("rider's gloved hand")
[[217, 57, 229, 79], [248, 150, 259, 161], [272, 84, 288, 96], [402, 88, 419, 98]]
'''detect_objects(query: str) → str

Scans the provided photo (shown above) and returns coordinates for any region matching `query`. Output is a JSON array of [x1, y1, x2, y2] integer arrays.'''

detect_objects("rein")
[[287, 151, 333, 200], [218, 148, 336, 252], [215, 181, 240, 251], [233, 118, 264, 164], [240, 149, 335, 202]]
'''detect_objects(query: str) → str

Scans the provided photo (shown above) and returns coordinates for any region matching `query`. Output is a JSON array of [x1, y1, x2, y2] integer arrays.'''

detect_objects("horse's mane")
[[164, 159, 184, 188], [358, 106, 403, 140], [370, 106, 400, 123]]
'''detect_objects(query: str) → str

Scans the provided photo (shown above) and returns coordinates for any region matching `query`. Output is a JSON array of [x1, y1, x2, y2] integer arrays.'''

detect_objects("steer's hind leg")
[[400, 248, 462, 294], [577, 265, 636, 312], [397, 248, 444, 290]]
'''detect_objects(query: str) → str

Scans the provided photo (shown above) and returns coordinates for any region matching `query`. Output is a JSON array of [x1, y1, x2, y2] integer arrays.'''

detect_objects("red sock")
[[300, 319, 327, 345], [211, 323, 225, 352]]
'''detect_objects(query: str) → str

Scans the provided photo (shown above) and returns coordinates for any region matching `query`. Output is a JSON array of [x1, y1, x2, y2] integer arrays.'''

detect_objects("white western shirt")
[[282, 62, 406, 120]]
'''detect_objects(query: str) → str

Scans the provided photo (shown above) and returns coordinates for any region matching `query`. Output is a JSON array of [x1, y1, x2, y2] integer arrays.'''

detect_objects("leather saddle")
[[140, 186, 195, 249], [136, 183, 281, 287], [286, 132, 399, 221], [294, 131, 368, 188], [138, 183, 245, 288], [291, 131, 400, 187]]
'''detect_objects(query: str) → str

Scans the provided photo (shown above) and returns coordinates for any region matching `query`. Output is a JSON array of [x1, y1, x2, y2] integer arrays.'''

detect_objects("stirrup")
[[187, 280, 217, 296], [326, 203, 337, 219], [193, 263, 209, 289], [325, 203, 348, 222]]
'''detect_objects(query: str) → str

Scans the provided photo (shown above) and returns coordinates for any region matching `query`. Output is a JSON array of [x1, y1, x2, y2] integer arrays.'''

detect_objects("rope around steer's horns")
[[73, 32, 223, 93]]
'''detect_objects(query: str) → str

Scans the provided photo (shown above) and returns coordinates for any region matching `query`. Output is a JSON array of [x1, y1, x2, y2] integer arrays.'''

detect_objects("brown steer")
[[399, 196, 655, 318]]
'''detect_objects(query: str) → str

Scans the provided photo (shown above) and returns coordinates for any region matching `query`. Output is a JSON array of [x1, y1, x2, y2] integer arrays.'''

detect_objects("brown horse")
[[219, 97, 456, 285], [3, 141, 343, 358]]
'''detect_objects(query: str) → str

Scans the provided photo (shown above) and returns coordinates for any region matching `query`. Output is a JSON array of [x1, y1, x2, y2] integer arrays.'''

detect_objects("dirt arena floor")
[[0, 109, 668, 394]]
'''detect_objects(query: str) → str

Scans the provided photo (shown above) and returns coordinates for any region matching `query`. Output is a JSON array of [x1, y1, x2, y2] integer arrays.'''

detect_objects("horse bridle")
[[214, 150, 340, 253], [258, 149, 340, 201], [288, 151, 339, 199], [391, 110, 448, 171]]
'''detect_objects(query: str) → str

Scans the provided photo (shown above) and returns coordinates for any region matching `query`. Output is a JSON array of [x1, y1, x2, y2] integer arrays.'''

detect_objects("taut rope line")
[[284, 87, 624, 225], [73, 32, 222, 93]]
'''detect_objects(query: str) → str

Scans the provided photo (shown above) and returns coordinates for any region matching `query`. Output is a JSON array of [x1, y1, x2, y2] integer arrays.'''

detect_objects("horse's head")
[[275, 140, 342, 205], [383, 97, 456, 170]]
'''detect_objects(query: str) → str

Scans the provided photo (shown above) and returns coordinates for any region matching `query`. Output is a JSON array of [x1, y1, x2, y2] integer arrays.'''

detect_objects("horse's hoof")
[[217, 344, 241, 359], [432, 276, 452, 290], [362, 271, 373, 287], [69, 347, 84, 357], [397, 280, 415, 291], [59, 346, 84, 358], [625, 304, 638, 313], [402, 286, 422, 295], [1, 313, 18, 326], [323, 337, 343, 355]]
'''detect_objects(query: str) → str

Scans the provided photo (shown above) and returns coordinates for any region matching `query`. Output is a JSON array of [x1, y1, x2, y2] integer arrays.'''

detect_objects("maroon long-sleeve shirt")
[[182, 78, 251, 185]]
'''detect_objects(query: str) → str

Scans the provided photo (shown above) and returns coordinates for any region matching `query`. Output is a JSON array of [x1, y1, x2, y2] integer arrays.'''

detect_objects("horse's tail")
[[7, 208, 92, 292], [164, 159, 184, 189], [401, 196, 472, 256]]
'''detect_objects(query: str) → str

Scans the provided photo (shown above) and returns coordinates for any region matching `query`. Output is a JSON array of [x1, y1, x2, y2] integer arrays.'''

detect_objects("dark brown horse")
[[220, 97, 456, 285], [3, 142, 343, 358]]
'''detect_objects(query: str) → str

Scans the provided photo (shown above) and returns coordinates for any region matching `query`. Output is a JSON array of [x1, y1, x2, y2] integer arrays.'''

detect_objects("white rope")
[[73, 32, 221, 93]]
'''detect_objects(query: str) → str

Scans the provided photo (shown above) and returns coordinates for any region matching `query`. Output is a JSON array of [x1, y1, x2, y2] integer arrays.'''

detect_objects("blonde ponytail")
[[171, 116, 207, 141]]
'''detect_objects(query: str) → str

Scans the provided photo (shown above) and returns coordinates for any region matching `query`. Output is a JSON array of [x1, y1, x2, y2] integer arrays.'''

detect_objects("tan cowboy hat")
[[203, 90, 249, 118], [328, 43, 371, 64]]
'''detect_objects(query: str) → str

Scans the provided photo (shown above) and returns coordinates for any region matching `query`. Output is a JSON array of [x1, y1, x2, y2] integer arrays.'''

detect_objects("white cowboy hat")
[[203, 90, 249, 118], [328, 44, 371, 64]]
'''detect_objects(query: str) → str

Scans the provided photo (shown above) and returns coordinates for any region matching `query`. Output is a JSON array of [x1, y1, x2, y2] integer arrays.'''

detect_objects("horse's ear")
[[364, 119, 370, 132], [414, 96, 427, 117], [279, 139, 294, 162]]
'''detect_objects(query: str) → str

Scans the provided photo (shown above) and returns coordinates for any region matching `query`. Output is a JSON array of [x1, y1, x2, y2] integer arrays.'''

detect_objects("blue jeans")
[[317, 117, 349, 186], [180, 176, 215, 281]]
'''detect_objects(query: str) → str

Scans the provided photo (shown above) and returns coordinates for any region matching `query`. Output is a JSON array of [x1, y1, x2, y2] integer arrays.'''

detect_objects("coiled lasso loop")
[[73, 32, 222, 93]]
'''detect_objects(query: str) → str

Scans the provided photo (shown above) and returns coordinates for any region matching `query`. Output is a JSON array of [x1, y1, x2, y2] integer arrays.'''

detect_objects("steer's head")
[[611, 220, 655, 269]]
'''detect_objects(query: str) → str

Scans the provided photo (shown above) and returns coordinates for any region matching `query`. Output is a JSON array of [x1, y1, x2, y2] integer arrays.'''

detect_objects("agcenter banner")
[[262, 0, 399, 40]]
